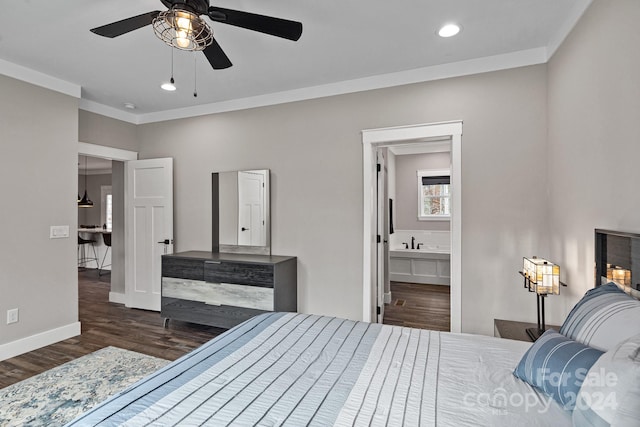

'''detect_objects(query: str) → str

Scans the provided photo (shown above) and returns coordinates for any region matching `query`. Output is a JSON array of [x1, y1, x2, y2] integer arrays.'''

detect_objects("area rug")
[[0, 346, 169, 427]]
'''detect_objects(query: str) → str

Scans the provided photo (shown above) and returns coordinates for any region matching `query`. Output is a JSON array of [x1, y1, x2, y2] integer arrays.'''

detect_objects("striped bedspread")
[[66, 312, 571, 426]]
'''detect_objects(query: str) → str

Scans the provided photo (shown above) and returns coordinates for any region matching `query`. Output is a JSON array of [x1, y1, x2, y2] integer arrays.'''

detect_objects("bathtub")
[[389, 231, 450, 285]]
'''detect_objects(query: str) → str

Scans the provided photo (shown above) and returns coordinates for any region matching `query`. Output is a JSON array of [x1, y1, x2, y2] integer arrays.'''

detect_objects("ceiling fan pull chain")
[[171, 47, 175, 85], [193, 52, 198, 98]]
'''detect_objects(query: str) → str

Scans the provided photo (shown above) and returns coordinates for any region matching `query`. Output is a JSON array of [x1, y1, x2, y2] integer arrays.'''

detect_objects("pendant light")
[[78, 156, 94, 208]]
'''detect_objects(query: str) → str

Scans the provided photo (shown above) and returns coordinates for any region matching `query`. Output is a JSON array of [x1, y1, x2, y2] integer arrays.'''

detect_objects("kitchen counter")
[[79, 227, 112, 233]]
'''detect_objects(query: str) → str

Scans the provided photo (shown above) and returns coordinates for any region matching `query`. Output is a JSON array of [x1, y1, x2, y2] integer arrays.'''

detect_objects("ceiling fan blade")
[[208, 7, 302, 41], [203, 38, 233, 69], [90, 11, 161, 38]]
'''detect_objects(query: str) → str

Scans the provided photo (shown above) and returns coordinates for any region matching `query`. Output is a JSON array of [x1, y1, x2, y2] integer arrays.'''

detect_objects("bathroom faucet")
[[411, 236, 415, 249]]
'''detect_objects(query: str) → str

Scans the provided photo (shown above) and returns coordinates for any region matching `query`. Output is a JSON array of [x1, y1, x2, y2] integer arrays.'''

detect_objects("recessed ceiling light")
[[124, 102, 136, 109], [161, 82, 177, 91], [438, 23, 461, 38]]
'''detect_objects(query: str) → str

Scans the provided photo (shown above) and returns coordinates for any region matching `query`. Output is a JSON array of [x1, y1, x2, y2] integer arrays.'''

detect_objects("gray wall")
[[78, 110, 139, 151], [0, 75, 79, 345], [135, 64, 549, 334], [395, 152, 451, 232], [547, 0, 640, 316]]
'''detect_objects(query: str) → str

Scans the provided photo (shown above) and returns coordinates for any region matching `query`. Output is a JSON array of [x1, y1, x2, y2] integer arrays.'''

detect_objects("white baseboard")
[[0, 322, 81, 362], [109, 292, 126, 304], [384, 292, 392, 304]]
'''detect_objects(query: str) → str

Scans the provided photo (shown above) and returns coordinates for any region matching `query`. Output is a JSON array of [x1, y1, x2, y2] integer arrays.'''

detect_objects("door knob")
[[157, 239, 171, 244], [241, 227, 249, 231]]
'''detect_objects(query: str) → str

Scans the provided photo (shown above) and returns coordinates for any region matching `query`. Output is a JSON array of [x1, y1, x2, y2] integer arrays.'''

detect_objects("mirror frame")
[[212, 170, 271, 255]]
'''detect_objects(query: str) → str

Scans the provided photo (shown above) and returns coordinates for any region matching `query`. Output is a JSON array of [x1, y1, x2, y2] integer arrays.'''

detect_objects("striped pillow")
[[560, 283, 640, 351], [572, 333, 640, 426], [513, 330, 603, 410]]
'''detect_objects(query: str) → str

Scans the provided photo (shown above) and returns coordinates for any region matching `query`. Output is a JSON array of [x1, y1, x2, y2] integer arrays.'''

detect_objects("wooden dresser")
[[161, 251, 297, 329]]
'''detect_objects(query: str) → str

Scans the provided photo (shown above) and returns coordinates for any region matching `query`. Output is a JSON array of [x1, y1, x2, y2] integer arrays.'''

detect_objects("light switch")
[[50, 225, 70, 239]]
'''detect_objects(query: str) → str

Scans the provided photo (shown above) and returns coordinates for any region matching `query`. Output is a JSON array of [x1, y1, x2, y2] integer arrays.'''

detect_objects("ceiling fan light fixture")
[[152, 7, 213, 51]]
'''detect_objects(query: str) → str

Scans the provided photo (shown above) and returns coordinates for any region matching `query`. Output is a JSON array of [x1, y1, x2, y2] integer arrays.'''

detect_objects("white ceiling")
[[0, 0, 591, 124]]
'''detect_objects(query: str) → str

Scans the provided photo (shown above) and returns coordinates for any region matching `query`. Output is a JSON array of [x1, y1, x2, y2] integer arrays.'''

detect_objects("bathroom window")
[[417, 170, 450, 220]]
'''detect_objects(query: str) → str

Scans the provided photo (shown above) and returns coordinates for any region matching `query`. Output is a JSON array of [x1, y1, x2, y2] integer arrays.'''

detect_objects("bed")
[[67, 312, 571, 426], [67, 229, 640, 426]]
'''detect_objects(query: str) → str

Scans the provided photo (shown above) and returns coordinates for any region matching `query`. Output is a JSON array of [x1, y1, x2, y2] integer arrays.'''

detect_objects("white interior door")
[[376, 151, 386, 323], [238, 170, 266, 246], [125, 158, 173, 311]]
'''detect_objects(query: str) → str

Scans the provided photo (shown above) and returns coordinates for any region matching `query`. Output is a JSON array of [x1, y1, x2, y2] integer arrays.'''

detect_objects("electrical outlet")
[[7, 308, 18, 324]]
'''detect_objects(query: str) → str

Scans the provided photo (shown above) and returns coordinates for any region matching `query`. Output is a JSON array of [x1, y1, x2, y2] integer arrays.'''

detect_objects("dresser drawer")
[[162, 258, 204, 281], [162, 277, 274, 311], [204, 261, 274, 287]]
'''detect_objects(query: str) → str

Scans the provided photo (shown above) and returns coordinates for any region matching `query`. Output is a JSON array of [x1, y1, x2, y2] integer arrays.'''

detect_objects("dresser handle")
[[205, 261, 221, 264]]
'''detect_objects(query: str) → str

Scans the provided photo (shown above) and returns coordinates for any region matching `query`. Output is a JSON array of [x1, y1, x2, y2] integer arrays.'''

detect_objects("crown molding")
[[3, 46, 549, 125], [134, 47, 547, 124], [79, 99, 141, 124], [0, 59, 80, 98]]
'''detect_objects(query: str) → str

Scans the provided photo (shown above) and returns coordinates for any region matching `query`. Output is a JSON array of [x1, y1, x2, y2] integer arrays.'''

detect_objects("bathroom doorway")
[[361, 121, 462, 332], [382, 144, 451, 331]]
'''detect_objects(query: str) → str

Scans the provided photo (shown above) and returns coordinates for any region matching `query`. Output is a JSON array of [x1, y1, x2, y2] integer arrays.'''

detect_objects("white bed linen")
[[334, 326, 571, 427]]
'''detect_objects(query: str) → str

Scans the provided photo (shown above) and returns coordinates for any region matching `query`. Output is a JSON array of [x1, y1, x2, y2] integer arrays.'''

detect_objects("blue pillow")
[[560, 283, 640, 351], [513, 330, 603, 410]]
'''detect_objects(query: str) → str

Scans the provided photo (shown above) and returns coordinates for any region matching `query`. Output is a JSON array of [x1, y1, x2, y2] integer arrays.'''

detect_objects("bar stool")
[[78, 234, 98, 269], [99, 233, 112, 276]]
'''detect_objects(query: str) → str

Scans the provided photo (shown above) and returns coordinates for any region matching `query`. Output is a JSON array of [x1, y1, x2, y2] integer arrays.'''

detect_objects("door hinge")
[[377, 163, 381, 172], [377, 234, 381, 243], [377, 306, 381, 315]]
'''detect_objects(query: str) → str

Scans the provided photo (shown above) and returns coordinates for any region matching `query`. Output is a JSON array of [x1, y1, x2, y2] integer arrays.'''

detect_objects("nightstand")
[[494, 319, 560, 342]]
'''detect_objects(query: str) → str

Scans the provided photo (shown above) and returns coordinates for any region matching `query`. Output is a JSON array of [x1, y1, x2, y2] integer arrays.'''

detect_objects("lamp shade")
[[523, 257, 560, 295], [607, 264, 631, 286], [78, 189, 93, 208]]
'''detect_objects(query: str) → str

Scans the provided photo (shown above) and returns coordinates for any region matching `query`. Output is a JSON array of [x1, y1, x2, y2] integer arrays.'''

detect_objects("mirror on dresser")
[[212, 169, 270, 255]]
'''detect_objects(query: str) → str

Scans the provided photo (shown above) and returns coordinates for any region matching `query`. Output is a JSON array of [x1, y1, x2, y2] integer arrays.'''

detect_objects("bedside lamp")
[[521, 257, 560, 341]]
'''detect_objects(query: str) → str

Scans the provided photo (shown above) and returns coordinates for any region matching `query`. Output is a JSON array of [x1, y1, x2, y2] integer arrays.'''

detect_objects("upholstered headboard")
[[595, 229, 640, 299]]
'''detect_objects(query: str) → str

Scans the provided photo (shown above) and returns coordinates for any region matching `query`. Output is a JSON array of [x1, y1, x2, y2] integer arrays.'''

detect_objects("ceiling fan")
[[90, 0, 303, 70]]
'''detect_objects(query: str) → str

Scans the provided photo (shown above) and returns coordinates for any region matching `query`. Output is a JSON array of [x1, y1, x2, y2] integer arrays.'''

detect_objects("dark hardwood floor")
[[383, 281, 450, 331], [0, 269, 224, 389]]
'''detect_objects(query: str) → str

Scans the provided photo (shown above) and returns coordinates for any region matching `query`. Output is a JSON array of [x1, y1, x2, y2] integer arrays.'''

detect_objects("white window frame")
[[417, 169, 451, 221], [101, 185, 113, 230]]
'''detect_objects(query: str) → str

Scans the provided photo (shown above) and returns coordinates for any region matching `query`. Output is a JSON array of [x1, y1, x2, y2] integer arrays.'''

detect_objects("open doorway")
[[362, 121, 462, 332], [382, 144, 451, 331], [78, 142, 137, 304], [77, 154, 113, 276]]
